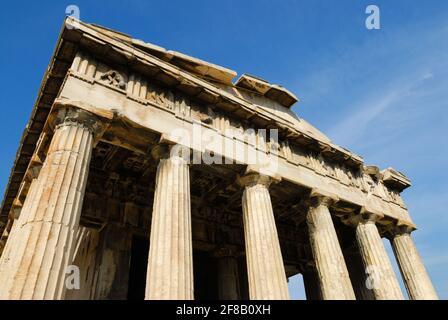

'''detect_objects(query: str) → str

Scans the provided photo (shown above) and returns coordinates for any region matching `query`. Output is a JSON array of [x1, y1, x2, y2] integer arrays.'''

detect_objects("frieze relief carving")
[[147, 82, 174, 110], [335, 164, 351, 186], [268, 139, 281, 156], [285, 143, 405, 206], [69, 52, 406, 209], [191, 106, 215, 125], [174, 95, 192, 118], [100, 70, 126, 90], [280, 140, 293, 160], [213, 111, 231, 132]]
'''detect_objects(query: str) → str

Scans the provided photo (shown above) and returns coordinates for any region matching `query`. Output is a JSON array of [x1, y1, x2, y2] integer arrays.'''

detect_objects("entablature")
[[63, 17, 364, 169], [0, 17, 414, 233], [63, 48, 410, 222]]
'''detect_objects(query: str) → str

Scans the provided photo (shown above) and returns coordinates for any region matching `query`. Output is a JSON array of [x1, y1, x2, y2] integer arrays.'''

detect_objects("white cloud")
[[326, 71, 440, 149], [294, 18, 448, 298]]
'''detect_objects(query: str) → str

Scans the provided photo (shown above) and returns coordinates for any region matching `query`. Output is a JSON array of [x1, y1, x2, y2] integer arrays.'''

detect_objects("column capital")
[[389, 224, 415, 237], [51, 98, 114, 141], [237, 172, 278, 188], [308, 189, 339, 208], [344, 208, 383, 227], [53, 107, 103, 138], [151, 143, 171, 161], [150, 142, 190, 163]]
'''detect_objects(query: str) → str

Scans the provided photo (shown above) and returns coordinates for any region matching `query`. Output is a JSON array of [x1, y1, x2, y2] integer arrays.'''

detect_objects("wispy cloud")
[[295, 17, 448, 298], [424, 254, 448, 268], [326, 74, 428, 148]]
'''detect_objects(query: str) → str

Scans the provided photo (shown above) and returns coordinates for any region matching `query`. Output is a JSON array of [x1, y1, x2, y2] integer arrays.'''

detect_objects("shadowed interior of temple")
[[127, 235, 149, 300], [73, 141, 315, 299]]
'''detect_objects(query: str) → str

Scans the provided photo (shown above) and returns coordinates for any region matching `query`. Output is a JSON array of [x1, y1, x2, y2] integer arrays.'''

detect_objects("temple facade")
[[0, 17, 438, 300]]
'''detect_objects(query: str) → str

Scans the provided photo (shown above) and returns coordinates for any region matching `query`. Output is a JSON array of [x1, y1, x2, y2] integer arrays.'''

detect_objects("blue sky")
[[1, 1, 447, 299]]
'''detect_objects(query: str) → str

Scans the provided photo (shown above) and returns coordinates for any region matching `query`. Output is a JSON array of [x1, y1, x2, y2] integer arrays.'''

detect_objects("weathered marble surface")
[[240, 173, 289, 300], [0, 18, 436, 301], [306, 196, 356, 300], [391, 230, 438, 300]]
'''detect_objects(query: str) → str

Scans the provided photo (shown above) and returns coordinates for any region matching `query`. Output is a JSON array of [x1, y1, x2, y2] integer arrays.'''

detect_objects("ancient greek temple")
[[0, 17, 438, 300]]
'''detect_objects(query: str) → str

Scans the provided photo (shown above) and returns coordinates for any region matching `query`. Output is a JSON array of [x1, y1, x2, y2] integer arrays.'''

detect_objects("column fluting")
[[306, 195, 355, 300], [391, 228, 438, 300], [0, 109, 97, 300], [239, 173, 289, 300], [145, 144, 193, 300], [354, 217, 404, 300]]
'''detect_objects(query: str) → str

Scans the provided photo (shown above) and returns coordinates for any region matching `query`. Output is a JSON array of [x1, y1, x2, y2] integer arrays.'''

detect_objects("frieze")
[[174, 95, 192, 118], [147, 82, 174, 110], [100, 70, 126, 90], [68, 50, 408, 210]]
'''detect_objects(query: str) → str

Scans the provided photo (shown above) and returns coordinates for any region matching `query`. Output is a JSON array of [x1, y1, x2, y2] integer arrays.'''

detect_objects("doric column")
[[216, 255, 240, 300], [213, 246, 241, 300], [145, 144, 193, 300], [344, 246, 376, 300], [239, 173, 289, 300], [306, 192, 355, 300], [348, 214, 404, 299], [0, 218, 14, 256], [0, 108, 100, 300], [0, 219, 16, 264], [390, 227, 438, 300], [0, 176, 39, 283]]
